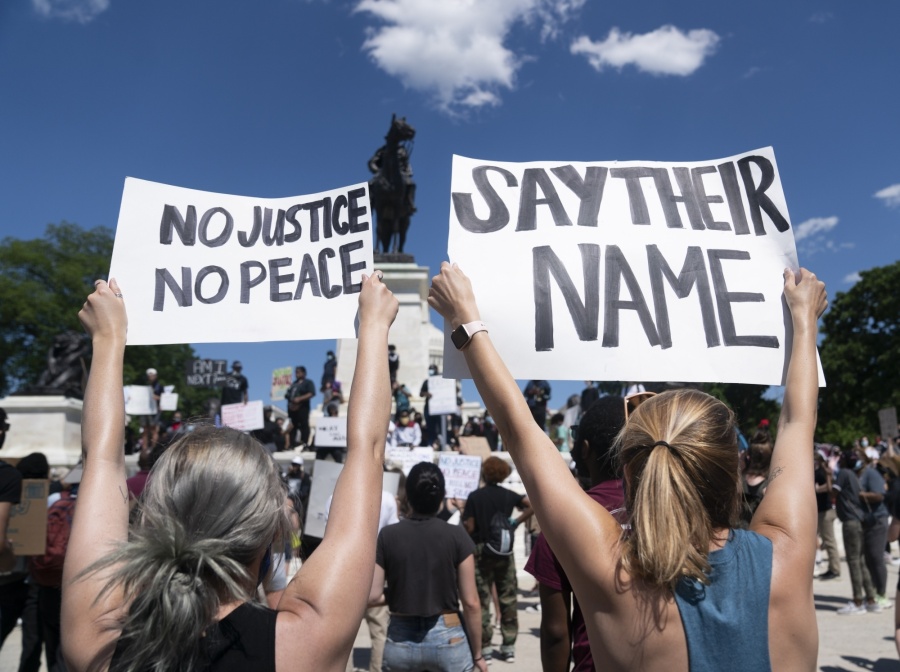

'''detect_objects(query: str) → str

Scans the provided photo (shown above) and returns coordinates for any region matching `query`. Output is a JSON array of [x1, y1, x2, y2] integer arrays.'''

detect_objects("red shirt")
[[524, 479, 624, 672], [126, 470, 151, 500]]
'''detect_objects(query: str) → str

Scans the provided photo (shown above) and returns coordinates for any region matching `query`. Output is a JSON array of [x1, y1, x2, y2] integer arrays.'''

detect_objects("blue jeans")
[[383, 614, 474, 672]]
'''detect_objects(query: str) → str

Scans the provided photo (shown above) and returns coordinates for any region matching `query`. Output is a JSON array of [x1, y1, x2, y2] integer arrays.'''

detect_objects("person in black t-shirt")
[[371, 462, 487, 672], [285, 366, 316, 448], [220, 361, 249, 406], [462, 457, 532, 664]]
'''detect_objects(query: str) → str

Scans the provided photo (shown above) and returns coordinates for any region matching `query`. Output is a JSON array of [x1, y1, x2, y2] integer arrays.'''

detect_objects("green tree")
[[0, 222, 211, 417], [818, 261, 900, 446]]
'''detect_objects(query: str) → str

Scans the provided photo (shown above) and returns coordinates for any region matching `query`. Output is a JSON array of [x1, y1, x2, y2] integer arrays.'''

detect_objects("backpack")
[[29, 491, 76, 588], [484, 511, 515, 556]]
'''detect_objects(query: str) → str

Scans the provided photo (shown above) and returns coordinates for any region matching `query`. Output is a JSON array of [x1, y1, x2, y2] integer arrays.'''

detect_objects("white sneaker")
[[836, 602, 867, 615], [866, 601, 883, 614]]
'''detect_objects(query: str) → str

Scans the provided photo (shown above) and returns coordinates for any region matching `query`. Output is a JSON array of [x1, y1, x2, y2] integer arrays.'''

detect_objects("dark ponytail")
[[406, 462, 445, 515]]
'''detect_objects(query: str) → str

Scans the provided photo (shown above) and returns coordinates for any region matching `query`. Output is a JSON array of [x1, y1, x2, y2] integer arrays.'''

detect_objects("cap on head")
[[291, 456, 304, 466], [146, 368, 158, 377], [233, 361, 242, 369]]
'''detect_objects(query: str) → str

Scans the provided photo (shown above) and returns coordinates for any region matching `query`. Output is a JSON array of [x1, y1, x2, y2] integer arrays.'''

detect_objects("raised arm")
[[62, 279, 130, 671], [751, 268, 827, 553], [276, 272, 397, 671], [428, 264, 619, 572]]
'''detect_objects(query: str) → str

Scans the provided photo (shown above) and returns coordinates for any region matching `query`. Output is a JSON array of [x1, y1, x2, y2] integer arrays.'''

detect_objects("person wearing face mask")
[[391, 410, 422, 448], [834, 451, 884, 614]]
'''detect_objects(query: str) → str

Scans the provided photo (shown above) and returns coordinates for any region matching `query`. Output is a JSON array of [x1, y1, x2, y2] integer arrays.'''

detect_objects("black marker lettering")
[[609, 168, 654, 225], [198, 208, 233, 248], [452, 165, 517, 233], [691, 166, 731, 231], [718, 162, 750, 235], [516, 168, 573, 231], [194, 266, 228, 304], [153, 267, 192, 311], [268, 257, 294, 302], [339, 240, 365, 294], [550, 165, 607, 228], [284, 205, 303, 243], [159, 205, 197, 246], [646, 245, 719, 349], [304, 200, 324, 243], [239, 261, 266, 304], [293, 254, 321, 300], [332, 195, 349, 235], [603, 245, 660, 347], [707, 249, 779, 347], [737, 155, 790, 235], [318, 248, 341, 299], [532, 244, 600, 351], [348, 188, 370, 234]]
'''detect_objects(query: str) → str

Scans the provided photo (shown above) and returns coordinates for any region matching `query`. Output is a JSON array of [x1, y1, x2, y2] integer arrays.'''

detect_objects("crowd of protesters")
[[5, 264, 900, 671]]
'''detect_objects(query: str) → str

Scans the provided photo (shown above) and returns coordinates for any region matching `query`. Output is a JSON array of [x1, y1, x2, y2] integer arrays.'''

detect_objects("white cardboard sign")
[[109, 178, 374, 345], [386, 446, 435, 475], [220, 400, 264, 432], [123, 385, 156, 416], [444, 148, 825, 387], [314, 416, 348, 447], [438, 454, 482, 500], [427, 376, 458, 416], [305, 461, 400, 538], [159, 392, 179, 412]]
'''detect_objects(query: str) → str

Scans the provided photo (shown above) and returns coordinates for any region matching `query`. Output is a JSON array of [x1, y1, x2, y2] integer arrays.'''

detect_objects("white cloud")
[[570, 25, 719, 76], [874, 183, 900, 208], [794, 216, 838, 241], [843, 272, 862, 285], [354, 0, 584, 114], [32, 0, 109, 23]]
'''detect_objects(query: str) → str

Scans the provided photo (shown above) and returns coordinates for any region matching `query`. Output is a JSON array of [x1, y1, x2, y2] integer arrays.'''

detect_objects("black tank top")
[[110, 602, 277, 671]]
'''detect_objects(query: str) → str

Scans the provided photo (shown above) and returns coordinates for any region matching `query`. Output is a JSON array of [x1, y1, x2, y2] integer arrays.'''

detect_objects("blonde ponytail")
[[617, 390, 739, 589]]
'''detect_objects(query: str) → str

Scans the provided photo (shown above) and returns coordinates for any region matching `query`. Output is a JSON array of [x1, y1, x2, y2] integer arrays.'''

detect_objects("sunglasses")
[[624, 391, 657, 422]]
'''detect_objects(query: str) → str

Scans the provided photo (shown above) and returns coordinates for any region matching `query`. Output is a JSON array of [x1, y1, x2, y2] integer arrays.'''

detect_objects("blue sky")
[[1, 0, 898, 414]]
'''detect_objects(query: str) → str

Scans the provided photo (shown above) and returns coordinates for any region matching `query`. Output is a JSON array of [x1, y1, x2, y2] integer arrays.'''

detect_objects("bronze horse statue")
[[368, 115, 416, 254]]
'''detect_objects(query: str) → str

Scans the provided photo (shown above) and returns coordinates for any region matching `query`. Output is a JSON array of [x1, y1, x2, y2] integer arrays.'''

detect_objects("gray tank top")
[[674, 528, 773, 672]]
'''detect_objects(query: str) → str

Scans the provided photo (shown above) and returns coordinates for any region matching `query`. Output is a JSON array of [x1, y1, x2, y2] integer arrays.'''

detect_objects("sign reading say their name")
[[443, 148, 824, 387], [109, 178, 373, 345]]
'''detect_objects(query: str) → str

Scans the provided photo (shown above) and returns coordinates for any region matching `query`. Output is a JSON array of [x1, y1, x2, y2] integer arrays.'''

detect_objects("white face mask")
[[861, 438, 870, 448]]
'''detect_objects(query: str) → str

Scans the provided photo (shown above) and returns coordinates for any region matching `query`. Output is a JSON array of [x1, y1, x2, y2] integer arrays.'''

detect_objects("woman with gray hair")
[[62, 273, 398, 672]]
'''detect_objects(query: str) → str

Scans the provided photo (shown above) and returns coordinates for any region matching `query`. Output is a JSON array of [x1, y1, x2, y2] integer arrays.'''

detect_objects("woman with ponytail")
[[369, 462, 488, 672], [63, 272, 398, 672], [429, 262, 827, 672]]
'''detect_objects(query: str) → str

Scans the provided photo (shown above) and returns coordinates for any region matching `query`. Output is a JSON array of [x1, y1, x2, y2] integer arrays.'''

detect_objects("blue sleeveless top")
[[674, 528, 773, 672]]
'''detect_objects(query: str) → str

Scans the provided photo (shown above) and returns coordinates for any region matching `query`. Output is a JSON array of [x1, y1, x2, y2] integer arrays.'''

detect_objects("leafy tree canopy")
[[818, 261, 900, 446], [0, 222, 212, 417]]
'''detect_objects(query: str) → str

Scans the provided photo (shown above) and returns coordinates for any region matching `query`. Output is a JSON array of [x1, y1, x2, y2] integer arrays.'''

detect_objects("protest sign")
[[305, 461, 401, 538], [9, 480, 49, 556], [427, 376, 458, 416], [438, 454, 482, 499], [123, 385, 156, 416], [879, 407, 898, 440], [443, 148, 824, 387], [314, 416, 347, 447], [159, 392, 179, 411], [109, 178, 374, 344], [186, 359, 228, 387], [458, 436, 492, 460], [220, 400, 264, 432], [271, 366, 293, 401], [386, 446, 435, 475]]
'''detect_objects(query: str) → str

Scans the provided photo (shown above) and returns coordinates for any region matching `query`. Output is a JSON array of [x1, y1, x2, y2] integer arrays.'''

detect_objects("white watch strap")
[[462, 320, 488, 346]]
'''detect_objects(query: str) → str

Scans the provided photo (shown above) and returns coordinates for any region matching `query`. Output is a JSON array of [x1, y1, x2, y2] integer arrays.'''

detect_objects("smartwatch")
[[451, 321, 488, 350]]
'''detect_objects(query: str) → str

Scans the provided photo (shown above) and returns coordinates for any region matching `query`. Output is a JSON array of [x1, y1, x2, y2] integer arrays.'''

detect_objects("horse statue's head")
[[386, 114, 416, 144]]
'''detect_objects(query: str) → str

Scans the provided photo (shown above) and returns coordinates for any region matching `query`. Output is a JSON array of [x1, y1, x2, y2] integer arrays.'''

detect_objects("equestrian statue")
[[368, 114, 416, 255]]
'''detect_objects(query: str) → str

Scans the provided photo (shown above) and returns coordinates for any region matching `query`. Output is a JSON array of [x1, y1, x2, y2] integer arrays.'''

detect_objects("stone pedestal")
[[0, 396, 83, 466], [335, 262, 443, 410]]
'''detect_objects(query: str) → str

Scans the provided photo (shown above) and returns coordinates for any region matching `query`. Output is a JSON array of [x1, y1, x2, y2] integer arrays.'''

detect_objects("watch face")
[[451, 325, 469, 350]]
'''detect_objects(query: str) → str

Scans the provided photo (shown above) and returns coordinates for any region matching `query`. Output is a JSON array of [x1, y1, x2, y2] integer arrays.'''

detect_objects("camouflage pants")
[[474, 543, 518, 652]]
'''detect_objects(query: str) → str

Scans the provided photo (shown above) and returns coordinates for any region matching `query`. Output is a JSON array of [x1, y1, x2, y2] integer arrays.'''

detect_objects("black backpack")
[[484, 511, 515, 556]]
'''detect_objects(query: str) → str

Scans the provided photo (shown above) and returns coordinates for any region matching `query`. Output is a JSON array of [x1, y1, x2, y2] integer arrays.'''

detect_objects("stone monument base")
[[0, 396, 84, 466]]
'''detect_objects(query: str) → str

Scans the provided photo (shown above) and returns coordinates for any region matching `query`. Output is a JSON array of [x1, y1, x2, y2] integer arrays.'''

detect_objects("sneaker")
[[496, 651, 515, 664], [836, 601, 867, 615], [525, 604, 542, 613], [816, 570, 840, 580], [875, 595, 893, 609], [866, 600, 883, 613]]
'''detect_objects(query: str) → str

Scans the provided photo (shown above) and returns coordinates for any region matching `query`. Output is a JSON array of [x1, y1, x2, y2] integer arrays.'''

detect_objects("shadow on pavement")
[[820, 656, 900, 671], [816, 593, 853, 612]]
